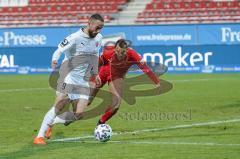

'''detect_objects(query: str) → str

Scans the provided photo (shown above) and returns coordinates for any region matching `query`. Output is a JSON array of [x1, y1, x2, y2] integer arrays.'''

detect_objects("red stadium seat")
[[0, 0, 127, 27], [136, 0, 240, 24]]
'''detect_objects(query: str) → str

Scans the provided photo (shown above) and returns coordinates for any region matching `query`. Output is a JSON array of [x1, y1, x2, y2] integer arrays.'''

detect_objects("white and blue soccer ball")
[[94, 124, 112, 142]]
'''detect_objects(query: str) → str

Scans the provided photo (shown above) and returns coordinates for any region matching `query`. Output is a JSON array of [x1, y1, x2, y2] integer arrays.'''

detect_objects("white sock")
[[52, 111, 76, 125], [37, 106, 56, 138], [52, 116, 66, 125]]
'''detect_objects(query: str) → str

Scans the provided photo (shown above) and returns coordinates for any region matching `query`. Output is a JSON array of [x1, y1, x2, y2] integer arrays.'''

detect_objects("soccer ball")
[[94, 124, 112, 142]]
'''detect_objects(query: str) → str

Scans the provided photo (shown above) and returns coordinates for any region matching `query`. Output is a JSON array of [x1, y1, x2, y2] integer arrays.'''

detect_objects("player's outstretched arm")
[[130, 49, 160, 86], [137, 60, 160, 87]]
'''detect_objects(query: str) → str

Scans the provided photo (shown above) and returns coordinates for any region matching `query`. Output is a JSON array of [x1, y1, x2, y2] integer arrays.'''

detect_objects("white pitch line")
[[0, 87, 51, 93], [125, 118, 240, 135], [55, 140, 240, 147], [51, 118, 240, 142], [171, 79, 210, 82], [0, 78, 234, 93], [52, 135, 93, 142], [110, 141, 240, 147]]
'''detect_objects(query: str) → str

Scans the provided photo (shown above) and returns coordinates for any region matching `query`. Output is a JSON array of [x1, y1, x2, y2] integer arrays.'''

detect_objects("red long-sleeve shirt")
[[99, 47, 160, 84]]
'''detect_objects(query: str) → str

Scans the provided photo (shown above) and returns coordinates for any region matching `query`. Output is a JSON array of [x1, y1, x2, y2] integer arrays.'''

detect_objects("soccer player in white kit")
[[34, 14, 104, 145]]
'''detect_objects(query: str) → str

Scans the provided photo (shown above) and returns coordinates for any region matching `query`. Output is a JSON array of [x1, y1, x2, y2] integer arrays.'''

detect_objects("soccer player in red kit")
[[46, 39, 160, 137], [90, 39, 161, 125]]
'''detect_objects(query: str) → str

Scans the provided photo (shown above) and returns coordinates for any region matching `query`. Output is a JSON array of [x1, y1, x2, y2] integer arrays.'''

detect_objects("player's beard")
[[88, 30, 98, 38]]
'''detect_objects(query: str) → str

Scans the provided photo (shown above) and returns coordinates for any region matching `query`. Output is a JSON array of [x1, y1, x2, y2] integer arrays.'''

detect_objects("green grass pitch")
[[0, 74, 240, 159]]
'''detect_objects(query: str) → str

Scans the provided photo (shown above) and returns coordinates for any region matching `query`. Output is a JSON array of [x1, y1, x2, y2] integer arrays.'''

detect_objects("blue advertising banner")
[[0, 23, 239, 48], [130, 25, 196, 46], [0, 27, 78, 48], [0, 45, 239, 74], [0, 47, 54, 74], [0, 23, 239, 74], [198, 24, 240, 45], [134, 45, 240, 73], [135, 45, 240, 66]]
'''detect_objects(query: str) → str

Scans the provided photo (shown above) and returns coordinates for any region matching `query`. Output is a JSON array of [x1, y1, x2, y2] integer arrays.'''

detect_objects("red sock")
[[100, 106, 118, 123]]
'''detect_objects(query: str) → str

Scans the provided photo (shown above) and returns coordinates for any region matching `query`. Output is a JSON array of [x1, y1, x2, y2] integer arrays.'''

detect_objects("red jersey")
[[98, 47, 160, 85]]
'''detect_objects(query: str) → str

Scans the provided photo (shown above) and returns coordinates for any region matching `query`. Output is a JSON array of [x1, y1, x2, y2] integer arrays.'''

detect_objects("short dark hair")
[[115, 39, 128, 48], [90, 14, 104, 22]]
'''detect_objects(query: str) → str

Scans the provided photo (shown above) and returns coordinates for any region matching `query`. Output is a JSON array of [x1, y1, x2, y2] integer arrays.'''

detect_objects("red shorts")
[[98, 66, 126, 87], [98, 66, 111, 87]]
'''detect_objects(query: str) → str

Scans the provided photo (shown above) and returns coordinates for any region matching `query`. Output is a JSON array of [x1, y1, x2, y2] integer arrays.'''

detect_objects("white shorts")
[[56, 73, 90, 100], [67, 93, 89, 100], [55, 91, 89, 100]]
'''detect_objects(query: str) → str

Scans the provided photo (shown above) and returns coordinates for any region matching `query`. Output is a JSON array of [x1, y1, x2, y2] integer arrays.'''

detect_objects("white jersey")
[[52, 29, 102, 100], [52, 28, 102, 62]]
